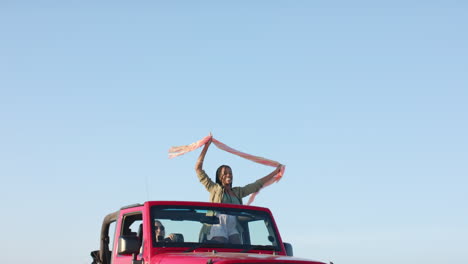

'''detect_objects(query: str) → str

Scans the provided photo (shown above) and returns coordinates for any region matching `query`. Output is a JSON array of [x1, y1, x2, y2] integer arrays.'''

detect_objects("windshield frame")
[[149, 204, 282, 252]]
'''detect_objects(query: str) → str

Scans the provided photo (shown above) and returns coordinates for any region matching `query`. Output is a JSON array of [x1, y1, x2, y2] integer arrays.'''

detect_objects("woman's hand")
[[206, 134, 213, 146], [274, 164, 283, 174]]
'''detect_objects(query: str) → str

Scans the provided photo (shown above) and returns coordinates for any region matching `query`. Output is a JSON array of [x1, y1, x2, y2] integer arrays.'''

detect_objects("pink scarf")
[[169, 134, 285, 205]]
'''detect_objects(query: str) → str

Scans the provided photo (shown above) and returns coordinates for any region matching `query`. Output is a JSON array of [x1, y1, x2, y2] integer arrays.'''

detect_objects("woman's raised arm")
[[195, 136, 212, 174], [258, 164, 283, 186]]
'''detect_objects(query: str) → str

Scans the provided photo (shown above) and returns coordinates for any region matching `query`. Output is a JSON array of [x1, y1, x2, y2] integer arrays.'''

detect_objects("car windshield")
[[150, 205, 281, 251]]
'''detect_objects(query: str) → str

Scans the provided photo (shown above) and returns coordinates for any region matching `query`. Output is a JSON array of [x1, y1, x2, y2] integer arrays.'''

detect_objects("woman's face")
[[154, 221, 165, 240], [219, 166, 233, 187]]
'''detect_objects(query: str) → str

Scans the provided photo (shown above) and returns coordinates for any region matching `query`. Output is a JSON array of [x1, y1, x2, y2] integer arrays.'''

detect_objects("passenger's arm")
[[257, 165, 283, 186], [195, 137, 212, 174], [166, 233, 184, 243], [195, 136, 217, 191], [237, 165, 283, 198]]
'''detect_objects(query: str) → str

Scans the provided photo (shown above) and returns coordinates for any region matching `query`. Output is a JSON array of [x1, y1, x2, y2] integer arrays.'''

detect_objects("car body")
[[91, 201, 328, 264]]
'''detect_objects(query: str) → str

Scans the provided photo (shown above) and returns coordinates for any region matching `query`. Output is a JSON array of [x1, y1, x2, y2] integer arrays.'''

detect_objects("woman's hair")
[[216, 165, 232, 186]]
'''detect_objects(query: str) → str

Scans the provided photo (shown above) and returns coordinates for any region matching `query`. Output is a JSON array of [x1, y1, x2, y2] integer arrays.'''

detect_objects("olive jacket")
[[197, 169, 263, 204]]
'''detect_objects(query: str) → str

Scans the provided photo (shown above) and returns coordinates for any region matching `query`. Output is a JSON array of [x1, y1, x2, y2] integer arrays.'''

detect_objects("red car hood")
[[150, 251, 327, 264]]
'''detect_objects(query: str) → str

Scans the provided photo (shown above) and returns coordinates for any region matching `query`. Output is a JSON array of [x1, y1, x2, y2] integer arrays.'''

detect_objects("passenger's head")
[[154, 220, 165, 241], [216, 165, 233, 187]]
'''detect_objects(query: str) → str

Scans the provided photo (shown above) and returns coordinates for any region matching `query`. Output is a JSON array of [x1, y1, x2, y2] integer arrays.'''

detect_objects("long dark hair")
[[215, 165, 232, 187]]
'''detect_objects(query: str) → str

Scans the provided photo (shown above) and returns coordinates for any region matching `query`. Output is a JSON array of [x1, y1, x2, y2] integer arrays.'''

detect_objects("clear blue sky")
[[1, 1, 466, 264]]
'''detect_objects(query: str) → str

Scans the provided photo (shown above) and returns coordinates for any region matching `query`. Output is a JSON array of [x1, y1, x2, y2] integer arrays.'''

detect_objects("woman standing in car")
[[194, 136, 281, 243]]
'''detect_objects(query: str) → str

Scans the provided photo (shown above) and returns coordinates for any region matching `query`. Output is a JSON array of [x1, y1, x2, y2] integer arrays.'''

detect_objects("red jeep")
[[91, 201, 328, 264]]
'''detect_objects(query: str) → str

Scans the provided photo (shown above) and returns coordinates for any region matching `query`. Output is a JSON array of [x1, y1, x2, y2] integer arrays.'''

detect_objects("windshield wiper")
[[240, 245, 275, 253], [183, 243, 223, 253]]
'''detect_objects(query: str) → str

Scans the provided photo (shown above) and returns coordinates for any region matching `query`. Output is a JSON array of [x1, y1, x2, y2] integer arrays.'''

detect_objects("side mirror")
[[118, 235, 141, 255], [90, 250, 100, 264], [283, 242, 293, 256]]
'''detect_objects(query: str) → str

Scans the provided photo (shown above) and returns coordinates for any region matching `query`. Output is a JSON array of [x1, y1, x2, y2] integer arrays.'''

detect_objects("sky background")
[[1, 1, 467, 264]]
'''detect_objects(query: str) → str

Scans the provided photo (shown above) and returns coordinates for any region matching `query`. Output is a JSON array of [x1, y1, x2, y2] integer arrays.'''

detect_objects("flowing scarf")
[[168, 134, 285, 205]]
